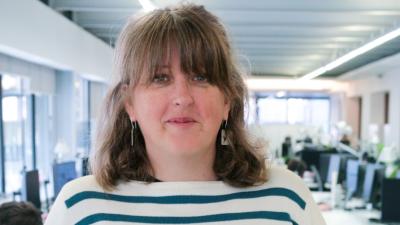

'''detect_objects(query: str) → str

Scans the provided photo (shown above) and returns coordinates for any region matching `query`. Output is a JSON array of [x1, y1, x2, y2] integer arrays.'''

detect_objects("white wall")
[[343, 57, 400, 151], [0, 53, 56, 94], [0, 0, 113, 81]]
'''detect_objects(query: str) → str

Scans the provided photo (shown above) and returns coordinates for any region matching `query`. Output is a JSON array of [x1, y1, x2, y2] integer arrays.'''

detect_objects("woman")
[[45, 4, 325, 225]]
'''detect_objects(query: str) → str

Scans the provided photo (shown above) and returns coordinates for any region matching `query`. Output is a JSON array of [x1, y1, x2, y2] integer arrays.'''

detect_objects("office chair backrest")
[[53, 161, 77, 198], [21, 170, 41, 210]]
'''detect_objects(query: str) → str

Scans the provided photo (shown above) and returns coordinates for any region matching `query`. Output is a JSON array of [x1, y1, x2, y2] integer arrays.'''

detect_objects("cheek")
[[133, 91, 166, 123], [196, 92, 226, 124]]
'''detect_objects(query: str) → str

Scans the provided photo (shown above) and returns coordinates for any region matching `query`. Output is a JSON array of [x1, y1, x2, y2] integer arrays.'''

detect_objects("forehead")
[[158, 47, 179, 68], [145, 45, 205, 75], [127, 12, 226, 87]]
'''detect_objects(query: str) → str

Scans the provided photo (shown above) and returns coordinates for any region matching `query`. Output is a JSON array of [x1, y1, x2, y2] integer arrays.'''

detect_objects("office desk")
[[323, 209, 383, 225], [313, 192, 398, 225]]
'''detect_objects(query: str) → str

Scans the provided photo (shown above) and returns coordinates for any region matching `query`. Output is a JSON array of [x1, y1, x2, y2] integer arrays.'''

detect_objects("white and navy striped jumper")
[[44, 166, 325, 225]]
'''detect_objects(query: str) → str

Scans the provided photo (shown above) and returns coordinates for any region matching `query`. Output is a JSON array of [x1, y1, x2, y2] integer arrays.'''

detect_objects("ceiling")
[[43, 0, 400, 79]]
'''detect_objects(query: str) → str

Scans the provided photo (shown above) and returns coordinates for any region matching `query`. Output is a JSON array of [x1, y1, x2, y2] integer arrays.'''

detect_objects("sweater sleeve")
[[44, 185, 70, 225], [269, 166, 326, 225], [43, 176, 94, 225], [303, 188, 326, 225]]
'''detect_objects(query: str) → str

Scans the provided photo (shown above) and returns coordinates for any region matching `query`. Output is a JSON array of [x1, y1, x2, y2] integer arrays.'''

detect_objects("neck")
[[147, 149, 217, 182]]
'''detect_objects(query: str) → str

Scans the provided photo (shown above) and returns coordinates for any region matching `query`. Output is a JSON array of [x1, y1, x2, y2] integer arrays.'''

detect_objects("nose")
[[172, 76, 194, 107]]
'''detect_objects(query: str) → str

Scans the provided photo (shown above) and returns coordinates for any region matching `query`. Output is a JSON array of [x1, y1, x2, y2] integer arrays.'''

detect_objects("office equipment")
[[325, 155, 341, 187], [310, 165, 323, 191], [362, 163, 385, 208], [312, 192, 382, 225], [299, 149, 320, 170], [380, 178, 400, 222], [322, 207, 381, 225], [362, 163, 378, 204], [21, 170, 41, 209], [318, 153, 331, 185], [369, 178, 400, 223], [52, 161, 77, 198], [282, 142, 290, 158], [299, 147, 336, 171], [345, 159, 360, 201], [337, 142, 360, 159], [81, 157, 90, 176], [338, 153, 358, 184]]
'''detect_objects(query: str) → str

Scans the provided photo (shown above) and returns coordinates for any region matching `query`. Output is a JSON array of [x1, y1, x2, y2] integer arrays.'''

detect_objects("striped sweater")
[[44, 166, 325, 225]]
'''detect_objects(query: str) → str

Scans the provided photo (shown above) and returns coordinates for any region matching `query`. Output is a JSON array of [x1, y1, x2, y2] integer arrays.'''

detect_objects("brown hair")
[[91, 3, 267, 190], [0, 201, 43, 225]]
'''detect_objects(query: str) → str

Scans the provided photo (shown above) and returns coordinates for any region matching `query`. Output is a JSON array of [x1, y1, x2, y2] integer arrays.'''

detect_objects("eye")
[[192, 74, 208, 83], [152, 73, 170, 84]]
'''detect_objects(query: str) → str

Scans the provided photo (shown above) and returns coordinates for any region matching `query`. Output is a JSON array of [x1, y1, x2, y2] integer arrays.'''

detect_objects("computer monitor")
[[318, 153, 332, 185], [362, 163, 385, 207], [326, 154, 341, 186], [300, 149, 320, 170], [21, 170, 41, 210], [81, 157, 90, 176], [53, 161, 77, 198], [281, 142, 290, 158], [381, 178, 400, 222], [338, 154, 358, 183], [345, 159, 360, 201]]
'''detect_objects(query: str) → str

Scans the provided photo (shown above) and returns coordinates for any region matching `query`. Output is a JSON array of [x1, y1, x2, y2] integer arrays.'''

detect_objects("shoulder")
[[57, 175, 103, 199], [262, 166, 314, 209], [266, 165, 308, 191], [260, 165, 313, 204], [263, 166, 326, 225], [45, 176, 102, 225], [64, 175, 102, 190]]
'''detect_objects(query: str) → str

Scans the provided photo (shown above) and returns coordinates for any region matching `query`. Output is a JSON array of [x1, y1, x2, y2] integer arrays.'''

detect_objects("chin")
[[166, 141, 212, 156]]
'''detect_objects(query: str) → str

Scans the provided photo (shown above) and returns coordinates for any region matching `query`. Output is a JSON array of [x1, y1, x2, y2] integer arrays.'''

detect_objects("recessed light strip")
[[300, 27, 400, 80]]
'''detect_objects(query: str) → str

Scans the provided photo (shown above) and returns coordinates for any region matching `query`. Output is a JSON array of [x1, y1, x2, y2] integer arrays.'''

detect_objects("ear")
[[122, 84, 136, 121]]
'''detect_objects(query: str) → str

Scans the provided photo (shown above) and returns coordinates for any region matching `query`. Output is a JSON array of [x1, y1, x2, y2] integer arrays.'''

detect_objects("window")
[[1, 75, 31, 194], [256, 94, 330, 132], [74, 77, 90, 157], [258, 97, 287, 123], [35, 94, 55, 199]]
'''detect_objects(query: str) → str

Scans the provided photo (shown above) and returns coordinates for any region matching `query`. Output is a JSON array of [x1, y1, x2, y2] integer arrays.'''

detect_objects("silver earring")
[[221, 120, 229, 146], [131, 121, 137, 147]]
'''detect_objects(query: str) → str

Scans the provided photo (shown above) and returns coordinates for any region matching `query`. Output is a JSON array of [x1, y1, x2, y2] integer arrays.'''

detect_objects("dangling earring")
[[131, 120, 137, 147], [221, 119, 229, 146]]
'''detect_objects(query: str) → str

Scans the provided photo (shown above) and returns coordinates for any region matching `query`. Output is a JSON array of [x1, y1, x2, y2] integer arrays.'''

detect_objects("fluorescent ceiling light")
[[246, 77, 345, 92], [343, 25, 378, 32], [366, 11, 400, 16], [138, 0, 157, 12], [300, 26, 400, 80]]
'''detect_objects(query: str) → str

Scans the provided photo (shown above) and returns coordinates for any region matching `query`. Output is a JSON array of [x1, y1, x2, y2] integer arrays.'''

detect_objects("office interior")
[[0, 0, 400, 224]]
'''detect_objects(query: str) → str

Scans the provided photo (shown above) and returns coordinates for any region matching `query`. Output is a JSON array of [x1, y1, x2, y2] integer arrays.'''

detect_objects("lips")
[[167, 117, 197, 123]]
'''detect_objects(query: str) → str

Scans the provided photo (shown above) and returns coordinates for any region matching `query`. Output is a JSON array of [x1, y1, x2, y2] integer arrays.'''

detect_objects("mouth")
[[166, 117, 197, 124]]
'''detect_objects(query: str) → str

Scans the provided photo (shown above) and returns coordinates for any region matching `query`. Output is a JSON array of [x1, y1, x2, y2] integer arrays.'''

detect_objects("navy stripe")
[[75, 211, 299, 225], [65, 187, 305, 210]]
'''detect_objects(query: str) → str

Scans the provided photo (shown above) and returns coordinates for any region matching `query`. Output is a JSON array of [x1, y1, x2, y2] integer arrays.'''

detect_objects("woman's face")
[[125, 50, 230, 159]]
